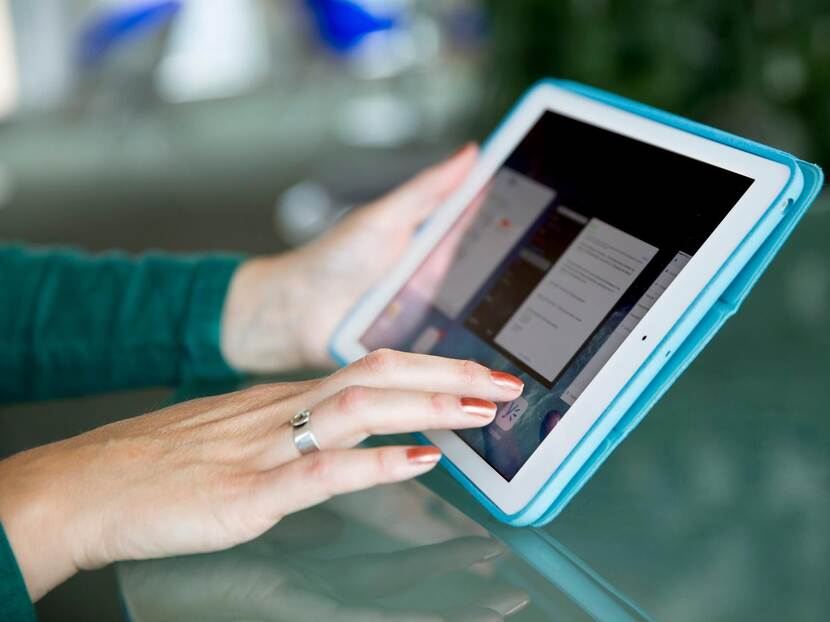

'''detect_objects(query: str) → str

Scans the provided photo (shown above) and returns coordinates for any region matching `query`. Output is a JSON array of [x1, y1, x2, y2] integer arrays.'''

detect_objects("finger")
[[313, 349, 524, 405], [368, 143, 479, 224], [256, 446, 442, 521], [287, 387, 496, 452], [320, 537, 504, 600], [270, 387, 495, 465]]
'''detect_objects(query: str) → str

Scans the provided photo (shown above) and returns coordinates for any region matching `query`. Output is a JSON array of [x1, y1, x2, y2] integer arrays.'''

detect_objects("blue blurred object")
[[79, 1, 182, 66], [304, 0, 399, 53]]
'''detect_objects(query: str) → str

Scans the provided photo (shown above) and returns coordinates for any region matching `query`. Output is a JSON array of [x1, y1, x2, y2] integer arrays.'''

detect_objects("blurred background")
[[0, 0, 827, 254], [1, 2, 828, 621]]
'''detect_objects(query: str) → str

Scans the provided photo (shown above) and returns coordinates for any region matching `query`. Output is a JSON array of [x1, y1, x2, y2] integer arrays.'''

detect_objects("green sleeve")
[[0, 522, 36, 622], [0, 245, 245, 403]]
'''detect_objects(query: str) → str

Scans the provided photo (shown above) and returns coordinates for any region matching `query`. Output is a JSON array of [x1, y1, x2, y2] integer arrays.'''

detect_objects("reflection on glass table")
[[119, 466, 648, 622]]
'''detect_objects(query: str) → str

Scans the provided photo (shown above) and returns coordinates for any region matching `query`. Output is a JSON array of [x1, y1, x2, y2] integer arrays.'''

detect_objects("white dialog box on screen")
[[495, 218, 659, 383], [561, 251, 691, 404]]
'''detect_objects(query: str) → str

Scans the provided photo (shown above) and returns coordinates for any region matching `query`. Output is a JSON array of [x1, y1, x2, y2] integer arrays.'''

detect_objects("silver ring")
[[291, 409, 320, 455]]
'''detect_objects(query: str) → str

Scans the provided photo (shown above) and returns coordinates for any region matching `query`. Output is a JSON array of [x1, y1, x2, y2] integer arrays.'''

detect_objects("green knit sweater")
[[0, 244, 244, 620]]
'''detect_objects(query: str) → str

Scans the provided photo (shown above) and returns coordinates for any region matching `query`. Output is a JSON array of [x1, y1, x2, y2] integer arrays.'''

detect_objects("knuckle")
[[459, 359, 486, 385], [361, 348, 399, 374], [335, 385, 370, 414], [305, 453, 333, 484], [374, 448, 395, 476], [429, 392, 453, 415]]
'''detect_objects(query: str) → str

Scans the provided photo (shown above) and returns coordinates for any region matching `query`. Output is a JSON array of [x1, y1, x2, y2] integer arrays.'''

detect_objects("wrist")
[[0, 444, 85, 601], [221, 253, 314, 373]]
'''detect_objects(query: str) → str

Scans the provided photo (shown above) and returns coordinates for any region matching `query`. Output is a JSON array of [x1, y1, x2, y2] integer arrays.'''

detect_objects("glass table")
[[2, 203, 822, 621]]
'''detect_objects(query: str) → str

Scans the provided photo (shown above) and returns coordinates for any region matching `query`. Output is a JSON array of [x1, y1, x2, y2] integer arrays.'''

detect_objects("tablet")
[[331, 81, 806, 518]]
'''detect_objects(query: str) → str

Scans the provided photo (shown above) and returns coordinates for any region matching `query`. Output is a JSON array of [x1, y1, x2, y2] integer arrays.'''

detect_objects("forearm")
[[0, 245, 244, 402]]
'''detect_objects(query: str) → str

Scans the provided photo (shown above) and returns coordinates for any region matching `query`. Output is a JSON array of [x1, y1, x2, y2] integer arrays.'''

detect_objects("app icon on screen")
[[495, 397, 529, 431]]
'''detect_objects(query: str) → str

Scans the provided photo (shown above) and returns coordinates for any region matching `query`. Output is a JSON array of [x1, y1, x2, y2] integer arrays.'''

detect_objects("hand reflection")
[[120, 509, 529, 622]]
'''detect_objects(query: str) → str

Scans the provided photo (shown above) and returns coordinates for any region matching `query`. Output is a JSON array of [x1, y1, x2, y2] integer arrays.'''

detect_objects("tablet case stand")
[[331, 79, 824, 527]]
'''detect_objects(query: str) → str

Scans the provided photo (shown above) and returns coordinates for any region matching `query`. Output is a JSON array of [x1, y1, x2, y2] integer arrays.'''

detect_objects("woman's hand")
[[0, 349, 522, 601], [221, 144, 478, 373]]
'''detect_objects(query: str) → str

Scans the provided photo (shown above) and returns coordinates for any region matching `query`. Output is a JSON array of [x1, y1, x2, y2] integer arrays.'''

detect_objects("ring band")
[[291, 409, 320, 455]]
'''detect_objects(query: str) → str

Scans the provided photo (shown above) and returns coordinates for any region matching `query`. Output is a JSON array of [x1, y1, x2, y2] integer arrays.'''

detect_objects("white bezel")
[[331, 83, 795, 515]]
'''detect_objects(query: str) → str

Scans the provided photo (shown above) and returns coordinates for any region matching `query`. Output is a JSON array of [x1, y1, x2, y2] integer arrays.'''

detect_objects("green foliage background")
[[482, 0, 830, 170]]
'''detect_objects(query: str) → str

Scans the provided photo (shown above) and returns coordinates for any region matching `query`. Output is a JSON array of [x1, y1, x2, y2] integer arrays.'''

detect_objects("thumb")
[[369, 142, 479, 224]]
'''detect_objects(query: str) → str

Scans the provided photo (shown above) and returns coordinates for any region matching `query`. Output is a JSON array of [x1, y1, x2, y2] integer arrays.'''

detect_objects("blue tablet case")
[[331, 79, 824, 527]]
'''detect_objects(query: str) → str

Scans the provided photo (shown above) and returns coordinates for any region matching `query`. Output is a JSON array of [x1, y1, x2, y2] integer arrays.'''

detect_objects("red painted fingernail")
[[406, 446, 442, 464], [449, 142, 474, 159], [461, 397, 498, 418], [490, 371, 524, 392]]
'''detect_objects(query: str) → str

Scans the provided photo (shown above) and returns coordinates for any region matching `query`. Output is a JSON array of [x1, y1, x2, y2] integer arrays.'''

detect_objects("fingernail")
[[406, 446, 442, 465], [460, 397, 498, 418], [490, 371, 524, 392], [449, 142, 474, 159]]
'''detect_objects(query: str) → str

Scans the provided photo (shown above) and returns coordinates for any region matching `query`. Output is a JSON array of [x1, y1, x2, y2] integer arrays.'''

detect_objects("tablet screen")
[[360, 110, 753, 480]]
